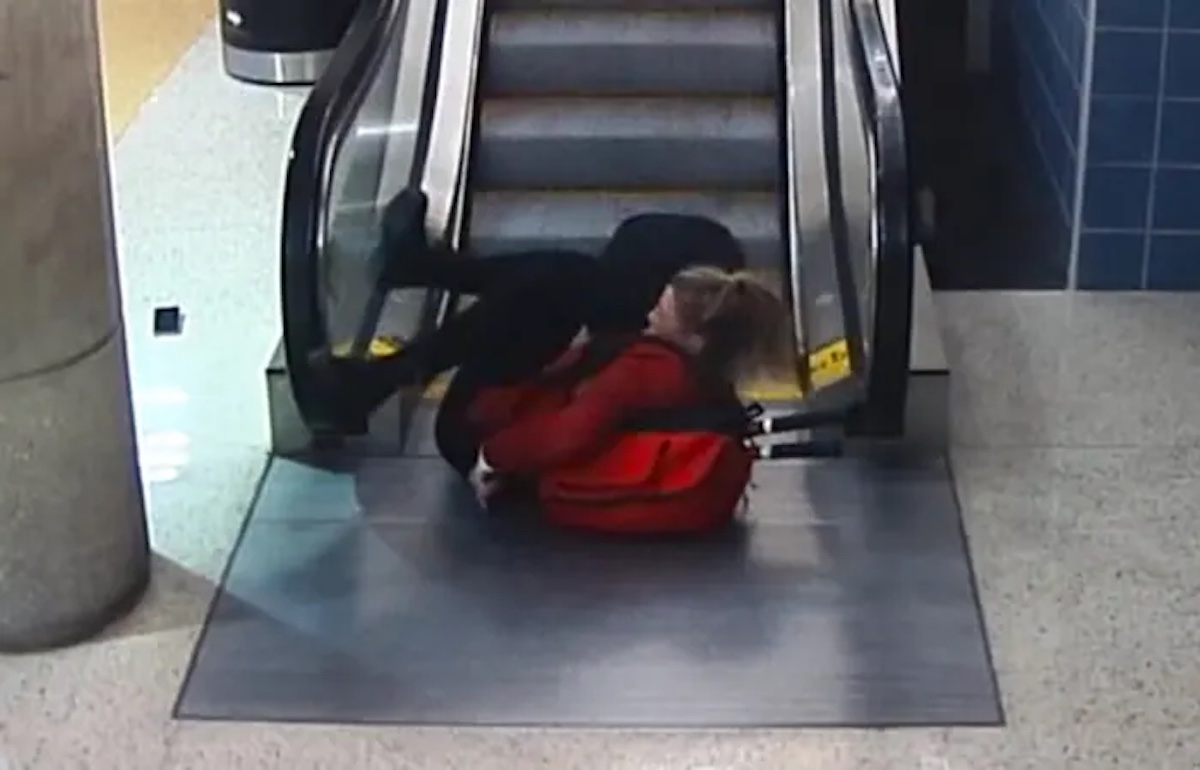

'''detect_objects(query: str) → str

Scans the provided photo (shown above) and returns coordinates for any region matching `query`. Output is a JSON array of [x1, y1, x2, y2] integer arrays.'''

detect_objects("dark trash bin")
[[220, 0, 363, 85]]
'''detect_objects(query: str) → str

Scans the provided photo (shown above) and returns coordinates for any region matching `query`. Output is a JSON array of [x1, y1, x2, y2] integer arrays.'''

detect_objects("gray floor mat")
[[174, 452, 1002, 728]]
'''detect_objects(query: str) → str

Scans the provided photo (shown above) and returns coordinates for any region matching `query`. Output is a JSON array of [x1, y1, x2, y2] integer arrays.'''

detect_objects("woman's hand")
[[469, 468, 501, 504], [468, 452, 502, 505]]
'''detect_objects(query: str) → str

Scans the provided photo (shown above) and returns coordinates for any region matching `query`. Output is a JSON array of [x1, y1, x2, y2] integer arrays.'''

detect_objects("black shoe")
[[379, 188, 430, 287], [299, 353, 383, 437], [304, 349, 370, 435], [314, 349, 426, 418], [316, 407, 369, 438]]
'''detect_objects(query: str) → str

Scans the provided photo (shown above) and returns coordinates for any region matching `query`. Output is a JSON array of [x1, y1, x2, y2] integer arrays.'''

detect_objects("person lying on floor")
[[322, 187, 792, 535]]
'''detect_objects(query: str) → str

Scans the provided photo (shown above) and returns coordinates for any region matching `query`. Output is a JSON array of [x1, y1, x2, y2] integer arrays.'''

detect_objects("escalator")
[[176, 0, 994, 728], [277, 0, 921, 456]]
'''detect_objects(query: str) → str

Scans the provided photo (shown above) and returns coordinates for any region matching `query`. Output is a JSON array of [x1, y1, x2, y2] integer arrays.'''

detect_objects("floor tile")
[[165, 723, 373, 769], [109, 30, 306, 233], [116, 223, 282, 448], [141, 440, 267, 580], [1054, 294, 1200, 446], [937, 292, 1069, 448], [938, 292, 1200, 449], [115, 222, 280, 327], [1, 630, 191, 770], [951, 446, 1200, 746]]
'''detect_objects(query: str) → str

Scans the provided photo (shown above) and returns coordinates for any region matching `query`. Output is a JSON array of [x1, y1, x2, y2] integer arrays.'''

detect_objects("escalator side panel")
[[781, 0, 854, 402], [419, 0, 487, 239]]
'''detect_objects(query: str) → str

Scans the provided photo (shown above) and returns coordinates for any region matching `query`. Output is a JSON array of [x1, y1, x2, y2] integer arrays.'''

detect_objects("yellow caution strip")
[[327, 335, 847, 403], [807, 337, 852, 390], [330, 336, 405, 360]]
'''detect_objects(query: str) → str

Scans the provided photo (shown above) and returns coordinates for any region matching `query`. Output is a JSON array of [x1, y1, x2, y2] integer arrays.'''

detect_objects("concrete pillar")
[[0, 0, 150, 651]]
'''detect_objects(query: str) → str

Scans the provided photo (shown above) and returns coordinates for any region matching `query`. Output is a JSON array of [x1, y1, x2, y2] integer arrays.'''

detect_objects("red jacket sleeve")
[[481, 346, 690, 474]]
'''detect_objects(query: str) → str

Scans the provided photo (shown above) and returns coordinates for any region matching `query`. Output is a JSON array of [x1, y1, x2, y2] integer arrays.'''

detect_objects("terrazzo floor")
[[2, 17, 1200, 770]]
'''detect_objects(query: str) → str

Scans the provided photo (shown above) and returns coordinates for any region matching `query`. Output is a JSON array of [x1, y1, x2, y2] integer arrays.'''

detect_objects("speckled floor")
[[2, 17, 1200, 770]]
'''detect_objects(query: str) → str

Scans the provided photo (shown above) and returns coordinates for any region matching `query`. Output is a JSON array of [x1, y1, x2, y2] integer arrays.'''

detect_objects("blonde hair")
[[668, 265, 793, 384]]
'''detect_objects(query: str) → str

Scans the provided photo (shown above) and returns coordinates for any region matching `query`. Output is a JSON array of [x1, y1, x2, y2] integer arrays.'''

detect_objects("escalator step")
[[485, 10, 777, 97], [466, 3, 787, 299], [467, 190, 782, 270], [474, 97, 780, 190], [492, 0, 774, 9]]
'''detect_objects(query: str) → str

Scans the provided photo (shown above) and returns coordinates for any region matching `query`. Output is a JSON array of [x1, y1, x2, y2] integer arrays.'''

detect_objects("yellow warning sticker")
[[330, 336, 404, 360], [807, 337, 851, 389]]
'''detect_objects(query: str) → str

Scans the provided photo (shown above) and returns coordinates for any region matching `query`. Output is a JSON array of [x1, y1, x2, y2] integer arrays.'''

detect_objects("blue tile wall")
[[995, 0, 1089, 270], [990, 0, 1200, 290], [1077, 0, 1200, 290]]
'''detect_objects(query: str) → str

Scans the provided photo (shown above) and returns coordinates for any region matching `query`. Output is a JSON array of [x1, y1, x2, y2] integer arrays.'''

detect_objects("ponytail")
[[668, 266, 793, 385]]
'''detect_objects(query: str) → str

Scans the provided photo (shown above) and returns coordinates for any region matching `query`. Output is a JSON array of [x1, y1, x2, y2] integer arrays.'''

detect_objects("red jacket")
[[466, 337, 706, 471], [462, 336, 752, 535]]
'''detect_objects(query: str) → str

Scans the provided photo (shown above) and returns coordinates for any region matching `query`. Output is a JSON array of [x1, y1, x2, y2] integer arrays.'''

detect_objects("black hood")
[[586, 213, 748, 333]]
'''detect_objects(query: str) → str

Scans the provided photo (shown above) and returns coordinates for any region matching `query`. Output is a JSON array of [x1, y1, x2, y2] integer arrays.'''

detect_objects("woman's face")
[[646, 286, 702, 352]]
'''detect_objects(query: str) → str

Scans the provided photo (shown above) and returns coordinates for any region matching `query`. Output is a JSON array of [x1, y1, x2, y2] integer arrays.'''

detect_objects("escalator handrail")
[[813, 0, 871, 407], [768, 0, 910, 438], [844, 0, 914, 434], [280, 0, 419, 428]]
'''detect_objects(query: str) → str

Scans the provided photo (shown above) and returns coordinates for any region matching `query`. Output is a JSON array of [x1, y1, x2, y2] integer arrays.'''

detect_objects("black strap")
[[621, 401, 760, 437]]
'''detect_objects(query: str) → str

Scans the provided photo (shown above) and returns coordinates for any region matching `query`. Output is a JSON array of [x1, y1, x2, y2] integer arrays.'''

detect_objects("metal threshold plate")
[[175, 453, 1002, 728]]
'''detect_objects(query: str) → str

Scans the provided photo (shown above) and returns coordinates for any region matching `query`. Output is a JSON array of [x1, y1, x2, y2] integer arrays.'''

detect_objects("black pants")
[[385, 214, 748, 473], [397, 249, 601, 473]]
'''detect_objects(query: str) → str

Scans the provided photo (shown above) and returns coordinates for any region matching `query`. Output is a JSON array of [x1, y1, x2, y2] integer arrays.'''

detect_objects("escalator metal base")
[[221, 45, 334, 86], [174, 448, 1001, 728]]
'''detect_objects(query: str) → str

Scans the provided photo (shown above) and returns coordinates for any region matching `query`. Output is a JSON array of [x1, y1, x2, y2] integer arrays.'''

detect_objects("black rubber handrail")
[[843, 0, 914, 436], [759, 0, 911, 449], [816, 0, 870, 391], [280, 0, 416, 431]]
